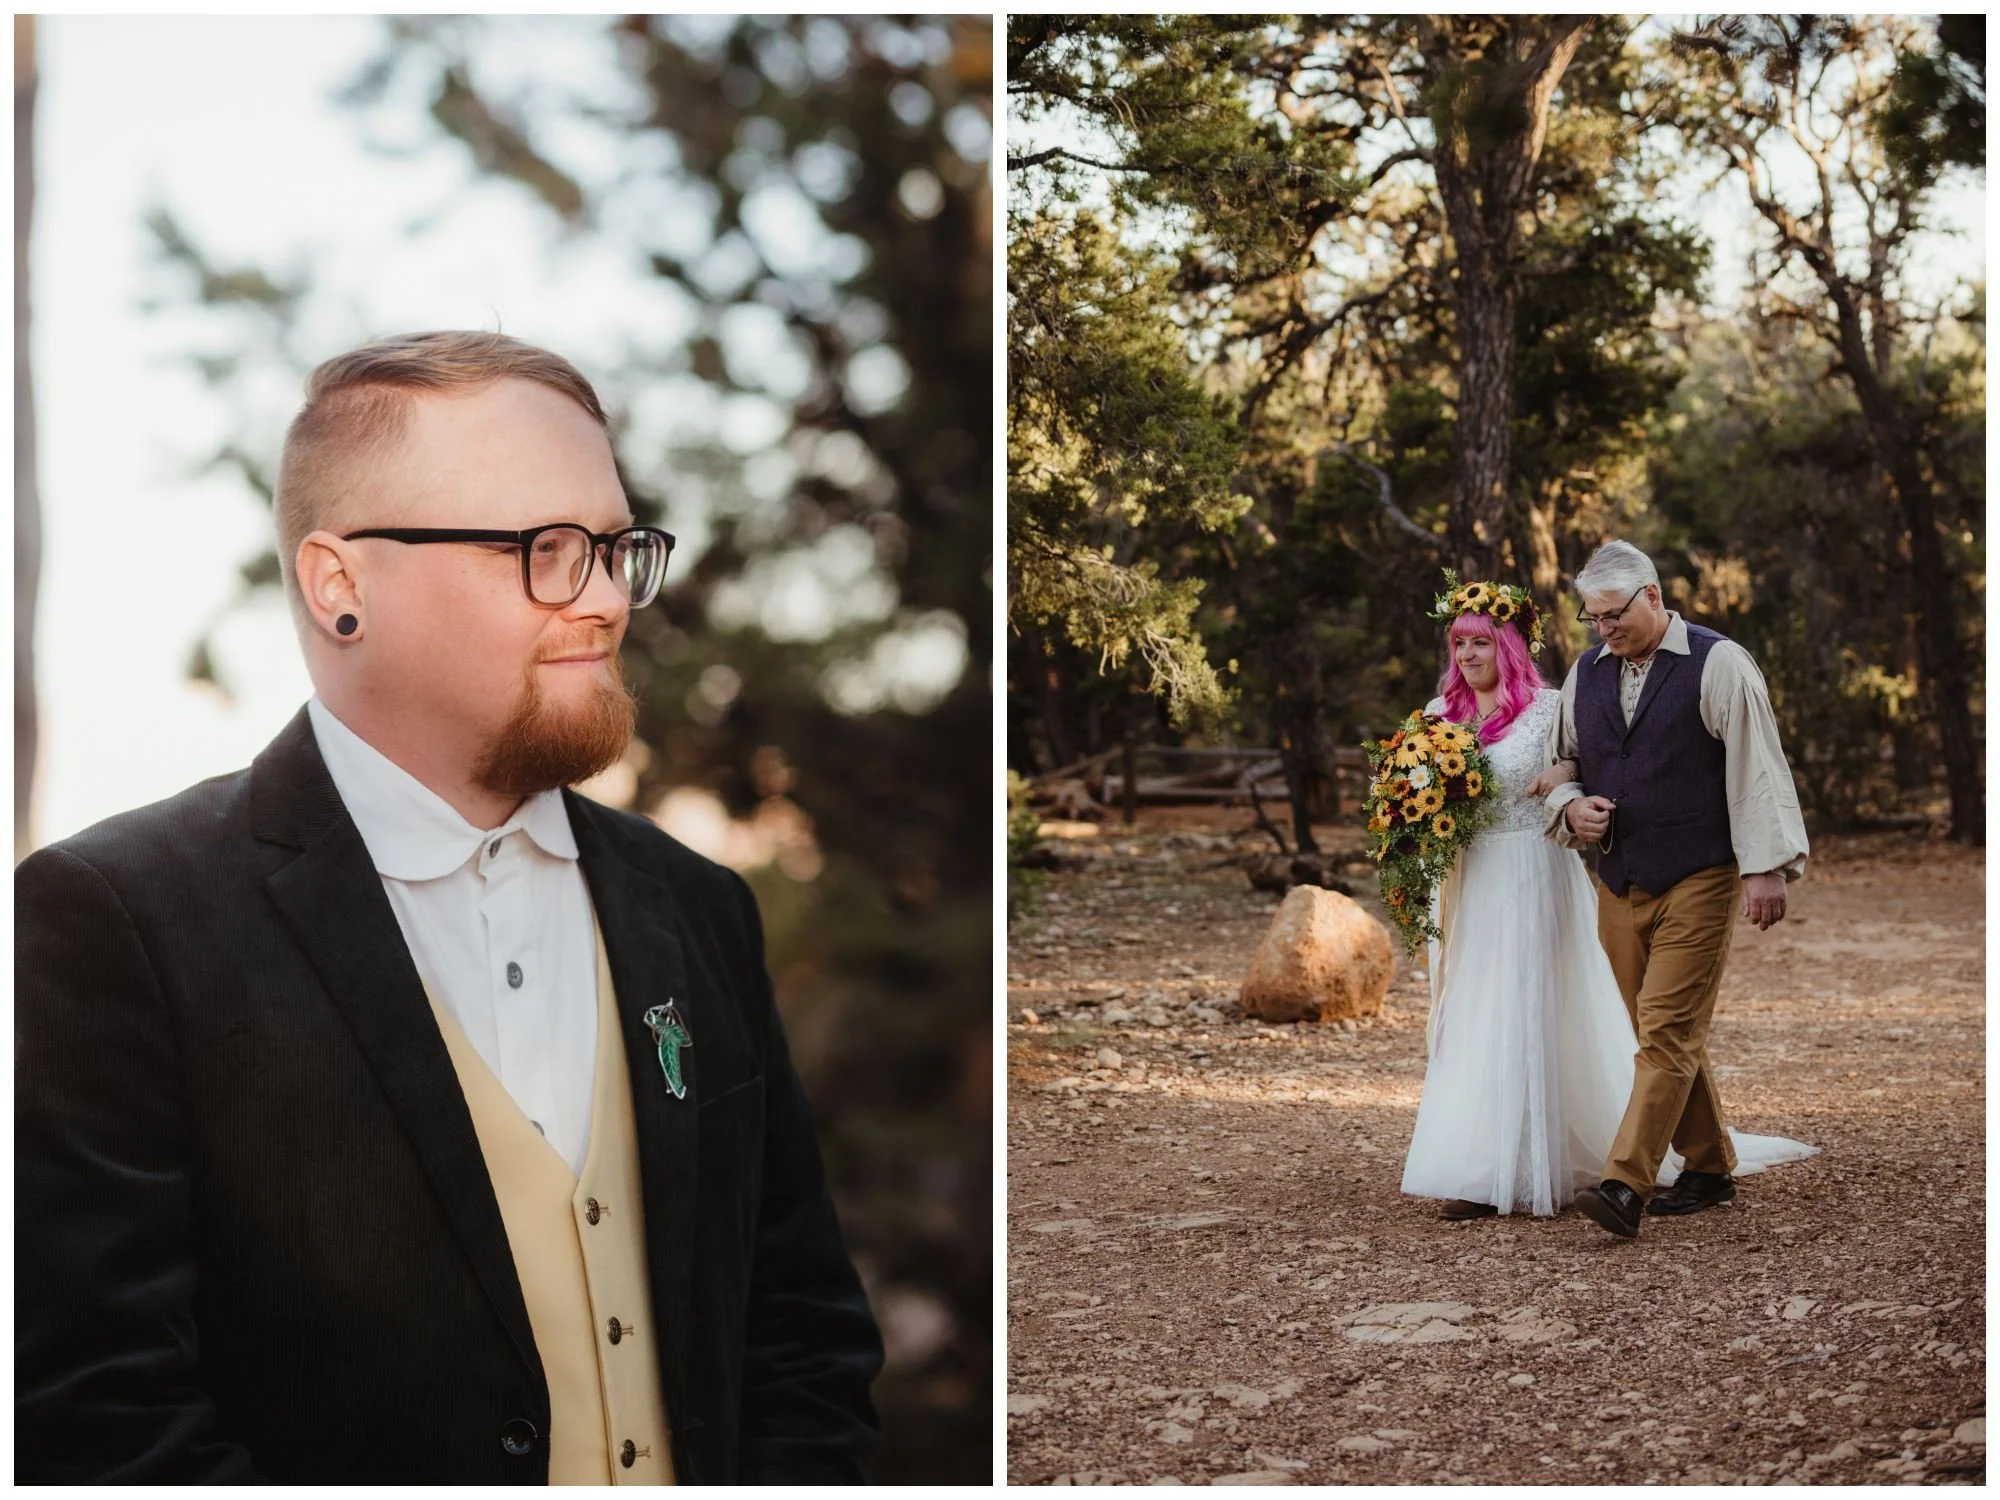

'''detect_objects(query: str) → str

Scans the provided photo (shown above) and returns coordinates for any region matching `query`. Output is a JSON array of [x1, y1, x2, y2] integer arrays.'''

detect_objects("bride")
[[1398, 583, 1814, 1221]]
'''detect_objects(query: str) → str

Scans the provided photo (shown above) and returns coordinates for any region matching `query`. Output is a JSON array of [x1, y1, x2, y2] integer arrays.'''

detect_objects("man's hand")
[[1742, 871, 1787, 930], [1564, 795, 1615, 842], [1526, 760, 1578, 798]]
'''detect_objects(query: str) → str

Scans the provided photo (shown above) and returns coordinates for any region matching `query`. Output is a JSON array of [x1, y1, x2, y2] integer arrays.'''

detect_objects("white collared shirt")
[[307, 697, 599, 1173]]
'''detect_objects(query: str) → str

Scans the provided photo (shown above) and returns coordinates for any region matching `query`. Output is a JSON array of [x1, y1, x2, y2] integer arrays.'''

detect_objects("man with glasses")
[[1540, 540, 1809, 1240], [17, 332, 882, 1482]]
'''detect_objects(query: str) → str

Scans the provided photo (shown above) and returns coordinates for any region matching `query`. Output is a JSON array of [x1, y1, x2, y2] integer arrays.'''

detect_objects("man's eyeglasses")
[[1574, 585, 1649, 631], [342, 523, 674, 609]]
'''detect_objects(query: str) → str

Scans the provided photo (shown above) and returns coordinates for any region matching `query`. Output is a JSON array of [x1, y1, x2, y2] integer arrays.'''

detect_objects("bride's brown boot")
[[1438, 1199, 1498, 1221]]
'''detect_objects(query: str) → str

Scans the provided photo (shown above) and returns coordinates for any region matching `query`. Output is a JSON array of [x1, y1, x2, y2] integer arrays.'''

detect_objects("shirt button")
[[621, 1440, 637, 1469], [607, 1316, 626, 1344], [500, 1417, 538, 1457], [489, 838, 503, 858], [506, 961, 524, 988], [585, 1198, 603, 1225]]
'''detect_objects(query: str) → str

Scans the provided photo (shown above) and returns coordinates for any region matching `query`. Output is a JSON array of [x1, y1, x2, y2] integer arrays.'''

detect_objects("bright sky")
[[26, 15, 972, 849]]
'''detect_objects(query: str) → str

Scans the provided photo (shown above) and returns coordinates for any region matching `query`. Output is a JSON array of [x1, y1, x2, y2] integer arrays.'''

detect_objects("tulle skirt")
[[1399, 827, 1817, 1216]]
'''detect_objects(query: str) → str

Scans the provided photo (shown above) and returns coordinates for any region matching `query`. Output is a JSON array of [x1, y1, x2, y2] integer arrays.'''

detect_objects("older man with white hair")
[[1541, 539, 1809, 1239]]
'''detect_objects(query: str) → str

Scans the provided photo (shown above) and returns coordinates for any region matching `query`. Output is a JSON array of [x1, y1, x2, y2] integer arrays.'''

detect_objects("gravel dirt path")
[[1005, 813, 1984, 1485]]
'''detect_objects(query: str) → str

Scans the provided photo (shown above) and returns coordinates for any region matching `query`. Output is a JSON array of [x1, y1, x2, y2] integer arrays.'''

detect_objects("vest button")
[[621, 1440, 637, 1469], [608, 1316, 624, 1344], [500, 1417, 538, 1457], [585, 1197, 602, 1225], [506, 961, 524, 988]]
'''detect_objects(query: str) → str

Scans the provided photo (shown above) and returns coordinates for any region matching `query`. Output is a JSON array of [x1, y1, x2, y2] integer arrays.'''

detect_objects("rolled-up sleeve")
[[1700, 642, 1810, 880]]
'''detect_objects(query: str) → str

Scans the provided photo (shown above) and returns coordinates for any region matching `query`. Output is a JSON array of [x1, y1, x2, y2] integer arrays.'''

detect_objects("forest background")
[[1006, 15, 1985, 855], [17, 15, 991, 1482]]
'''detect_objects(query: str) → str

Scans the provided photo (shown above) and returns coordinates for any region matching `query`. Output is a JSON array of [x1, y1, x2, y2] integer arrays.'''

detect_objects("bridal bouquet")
[[1361, 711, 1499, 953]]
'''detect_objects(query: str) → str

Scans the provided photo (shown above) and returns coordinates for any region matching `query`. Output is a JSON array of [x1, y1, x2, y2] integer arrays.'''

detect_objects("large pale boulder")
[[1238, 886, 1394, 1022]]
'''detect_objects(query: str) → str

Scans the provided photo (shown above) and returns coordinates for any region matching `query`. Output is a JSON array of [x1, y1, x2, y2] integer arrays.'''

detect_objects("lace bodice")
[[1425, 688, 1561, 834]]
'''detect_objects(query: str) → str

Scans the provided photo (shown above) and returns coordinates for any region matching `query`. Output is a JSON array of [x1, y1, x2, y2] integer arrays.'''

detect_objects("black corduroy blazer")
[[16, 707, 882, 1484]]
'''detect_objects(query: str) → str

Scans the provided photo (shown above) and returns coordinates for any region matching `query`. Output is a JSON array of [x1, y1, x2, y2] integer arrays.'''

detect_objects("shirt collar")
[[305, 696, 578, 881], [1595, 609, 1690, 665]]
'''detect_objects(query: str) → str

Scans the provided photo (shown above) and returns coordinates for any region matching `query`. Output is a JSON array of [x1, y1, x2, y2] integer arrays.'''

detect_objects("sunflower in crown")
[[1428, 568, 1546, 656]]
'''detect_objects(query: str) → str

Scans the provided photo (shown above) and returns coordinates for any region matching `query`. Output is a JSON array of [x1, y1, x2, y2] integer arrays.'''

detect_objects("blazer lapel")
[[1622, 648, 1682, 739], [565, 793, 701, 1425], [250, 708, 545, 1393]]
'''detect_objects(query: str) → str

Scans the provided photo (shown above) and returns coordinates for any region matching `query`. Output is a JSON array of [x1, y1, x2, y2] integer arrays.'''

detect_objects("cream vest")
[[424, 923, 674, 1485]]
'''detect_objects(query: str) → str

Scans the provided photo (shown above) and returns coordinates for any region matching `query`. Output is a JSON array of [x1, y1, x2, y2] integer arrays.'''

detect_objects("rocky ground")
[[1005, 810, 1985, 1485]]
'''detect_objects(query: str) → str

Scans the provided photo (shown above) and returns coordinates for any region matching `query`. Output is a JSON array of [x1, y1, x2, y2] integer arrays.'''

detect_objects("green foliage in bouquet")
[[1362, 709, 1502, 953]]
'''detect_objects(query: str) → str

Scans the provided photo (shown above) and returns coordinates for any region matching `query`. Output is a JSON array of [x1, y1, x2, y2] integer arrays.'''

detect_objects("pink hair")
[[1438, 611, 1545, 744]]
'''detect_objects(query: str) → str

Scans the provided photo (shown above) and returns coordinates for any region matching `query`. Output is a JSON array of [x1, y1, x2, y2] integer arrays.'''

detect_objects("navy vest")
[[1576, 623, 1737, 897]]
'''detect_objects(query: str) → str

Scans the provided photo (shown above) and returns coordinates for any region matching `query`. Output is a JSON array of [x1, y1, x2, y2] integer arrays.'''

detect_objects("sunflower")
[[1431, 812, 1457, 839], [1367, 808, 1391, 833], [1490, 595, 1517, 623], [1465, 770, 1484, 797], [1393, 743, 1425, 769], [1399, 797, 1424, 823], [1435, 750, 1467, 777], [1460, 581, 1494, 609], [1413, 785, 1445, 817]]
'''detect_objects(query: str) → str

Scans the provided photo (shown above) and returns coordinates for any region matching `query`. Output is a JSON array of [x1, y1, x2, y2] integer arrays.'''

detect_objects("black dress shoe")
[[1438, 1199, 1498, 1221], [1576, 1179, 1643, 1238], [1648, 1169, 1736, 1216]]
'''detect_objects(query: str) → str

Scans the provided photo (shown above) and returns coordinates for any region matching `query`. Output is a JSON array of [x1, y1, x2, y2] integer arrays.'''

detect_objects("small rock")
[[1016, 1008, 1039, 1025], [1782, 1296, 1819, 1321], [1508, 1374, 1535, 1388], [1096, 1047, 1123, 1070], [1337, 1435, 1388, 1453], [1954, 1418, 1985, 1445], [1008, 1394, 1052, 1416], [1041, 1077, 1081, 1093]]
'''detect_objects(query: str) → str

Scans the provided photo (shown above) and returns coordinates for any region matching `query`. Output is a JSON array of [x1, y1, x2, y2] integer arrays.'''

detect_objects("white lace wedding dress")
[[1399, 686, 1817, 1215]]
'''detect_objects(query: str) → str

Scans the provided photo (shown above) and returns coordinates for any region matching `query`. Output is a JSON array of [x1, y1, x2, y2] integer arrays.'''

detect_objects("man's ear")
[[296, 531, 364, 638]]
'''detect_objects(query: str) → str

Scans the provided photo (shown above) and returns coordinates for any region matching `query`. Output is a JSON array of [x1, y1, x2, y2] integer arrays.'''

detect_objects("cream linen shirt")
[[307, 697, 600, 1172], [1541, 612, 1809, 880]]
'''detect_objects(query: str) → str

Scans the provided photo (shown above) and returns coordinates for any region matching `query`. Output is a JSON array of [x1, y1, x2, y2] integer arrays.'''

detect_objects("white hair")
[[1575, 539, 1659, 598]]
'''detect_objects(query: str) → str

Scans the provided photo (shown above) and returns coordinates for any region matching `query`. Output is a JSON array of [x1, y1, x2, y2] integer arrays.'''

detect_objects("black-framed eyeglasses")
[[1574, 585, 1648, 631], [342, 523, 675, 608]]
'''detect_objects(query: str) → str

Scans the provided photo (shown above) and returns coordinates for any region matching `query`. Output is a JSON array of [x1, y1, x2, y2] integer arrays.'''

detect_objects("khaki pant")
[[1597, 862, 1740, 1199]]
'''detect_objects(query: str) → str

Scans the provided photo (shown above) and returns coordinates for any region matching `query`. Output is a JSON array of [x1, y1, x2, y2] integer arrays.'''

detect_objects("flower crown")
[[1427, 568, 1546, 656]]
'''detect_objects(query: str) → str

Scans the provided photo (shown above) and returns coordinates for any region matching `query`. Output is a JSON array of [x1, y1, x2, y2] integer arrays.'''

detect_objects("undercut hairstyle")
[[1574, 539, 1660, 599], [273, 331, 608, 609]]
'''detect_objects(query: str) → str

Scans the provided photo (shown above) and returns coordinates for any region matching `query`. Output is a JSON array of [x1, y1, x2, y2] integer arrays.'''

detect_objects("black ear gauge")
[[336, 613, 359, 637]]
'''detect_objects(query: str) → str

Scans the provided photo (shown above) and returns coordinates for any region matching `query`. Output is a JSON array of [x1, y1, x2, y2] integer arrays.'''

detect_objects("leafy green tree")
[[1661, 14, 1985, 842], [1007, 17, 1708, 836]]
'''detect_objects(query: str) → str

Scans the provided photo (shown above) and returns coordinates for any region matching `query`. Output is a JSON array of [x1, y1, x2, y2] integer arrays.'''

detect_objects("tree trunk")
[[1825, 282, 1984, 843], [15, 15, 39, 860], [1421, 17, 1590, 580], [1448, 267, 1517, 574]]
